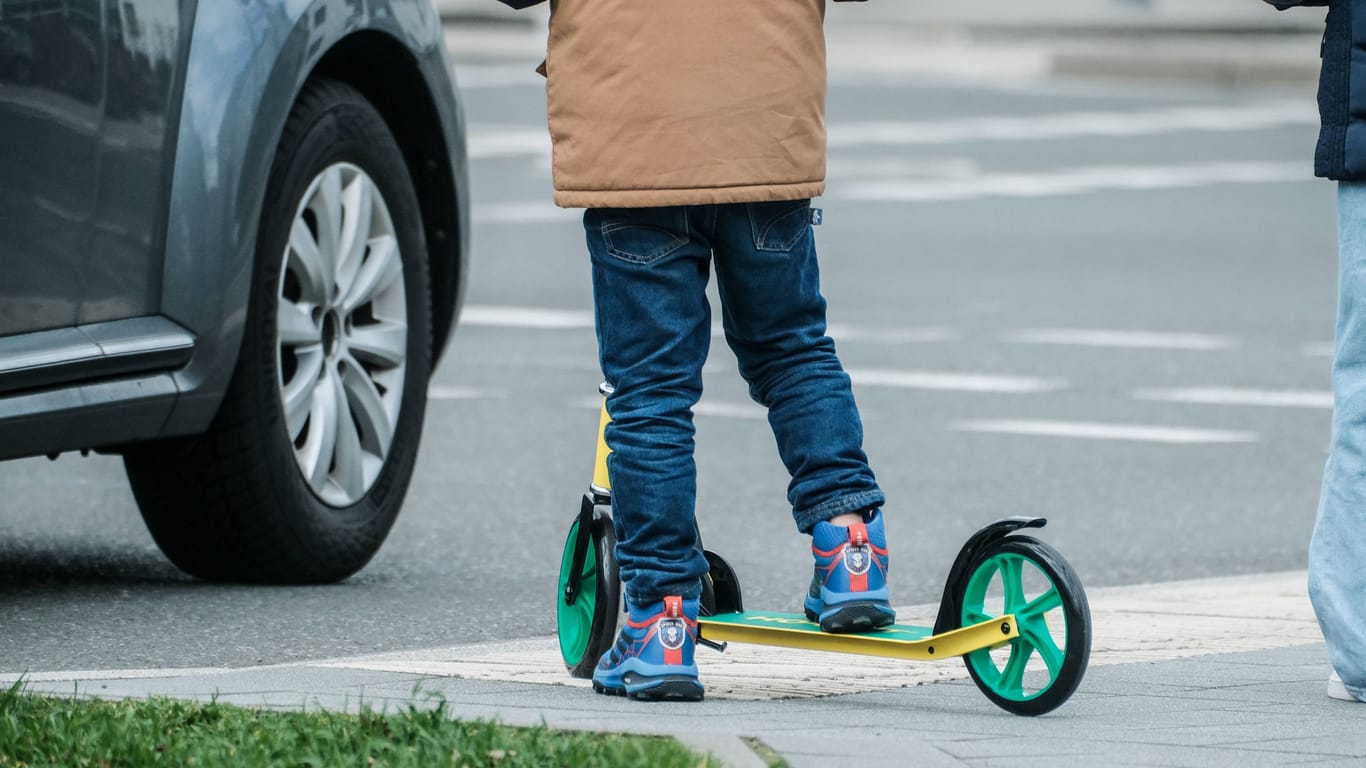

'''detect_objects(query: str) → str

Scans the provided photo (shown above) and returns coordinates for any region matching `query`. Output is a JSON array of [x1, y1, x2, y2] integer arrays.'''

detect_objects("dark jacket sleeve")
[[1262, 0, 1328, 8], [496, 0, 545, 8]]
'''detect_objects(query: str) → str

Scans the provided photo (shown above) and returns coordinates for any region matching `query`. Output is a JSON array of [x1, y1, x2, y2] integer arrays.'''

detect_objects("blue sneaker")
[[592, 595, 704, 701], [804, 509, 895, 633]]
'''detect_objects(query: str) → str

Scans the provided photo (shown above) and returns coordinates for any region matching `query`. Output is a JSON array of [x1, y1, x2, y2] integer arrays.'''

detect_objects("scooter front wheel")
[[959, 535, 1091, 716], [556, 508, 620, 678]]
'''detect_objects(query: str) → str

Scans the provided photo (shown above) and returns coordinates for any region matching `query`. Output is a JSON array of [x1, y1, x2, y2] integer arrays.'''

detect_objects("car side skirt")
[[0, 315, 194, 458]]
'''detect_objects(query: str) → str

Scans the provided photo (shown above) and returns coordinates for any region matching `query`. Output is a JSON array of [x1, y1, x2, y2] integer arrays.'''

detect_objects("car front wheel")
[[125, 78, 432, 583]]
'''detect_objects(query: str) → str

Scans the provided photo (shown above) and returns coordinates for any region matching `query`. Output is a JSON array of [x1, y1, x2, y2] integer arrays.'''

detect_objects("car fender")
[[158, 0, 466, 436]]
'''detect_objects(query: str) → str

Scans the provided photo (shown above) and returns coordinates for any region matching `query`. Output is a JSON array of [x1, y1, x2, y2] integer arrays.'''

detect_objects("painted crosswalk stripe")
[[1134, 387, 1332, 409], [849, 368, 1066, 394], [466, 103, 1318, 161], [466, 127, 551, 159], [428, 386, 507, 401], [836, 161, 1310, 203], [460, 305, 594, 329], [473, 201, 575, 223], [1002, 328, 1239, 351], [827, 102, 1316, 149], [952, 419, 1257, 444], [828, 325, 961, 344]]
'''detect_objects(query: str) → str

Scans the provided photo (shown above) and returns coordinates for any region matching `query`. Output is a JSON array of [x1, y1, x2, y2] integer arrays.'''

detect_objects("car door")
[[81, 0, 187, 326], [0, 0, 105, 337]]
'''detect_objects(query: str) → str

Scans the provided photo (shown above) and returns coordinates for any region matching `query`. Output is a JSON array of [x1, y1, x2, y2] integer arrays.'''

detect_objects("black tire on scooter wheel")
[[556, 508, 621, 678], [958, 535, 1091, 716]]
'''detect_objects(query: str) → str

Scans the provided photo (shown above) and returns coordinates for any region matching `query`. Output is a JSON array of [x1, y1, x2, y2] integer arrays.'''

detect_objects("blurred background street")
[[0, 0, 1340, 676]]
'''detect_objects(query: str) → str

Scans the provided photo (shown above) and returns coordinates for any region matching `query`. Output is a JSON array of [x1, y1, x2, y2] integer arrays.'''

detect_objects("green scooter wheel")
[[959, 535, 1091, 716], [556, 508, 620, 678]]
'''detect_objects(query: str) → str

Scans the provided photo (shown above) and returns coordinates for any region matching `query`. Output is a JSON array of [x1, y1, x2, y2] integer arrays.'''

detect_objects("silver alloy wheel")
[[277, 162, 407, 507]]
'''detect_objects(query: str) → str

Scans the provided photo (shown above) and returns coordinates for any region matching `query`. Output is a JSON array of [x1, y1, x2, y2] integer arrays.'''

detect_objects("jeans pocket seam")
[[749, 202, 810, 252], [603, 229, 688, 264], [600, 208, 689, 264]]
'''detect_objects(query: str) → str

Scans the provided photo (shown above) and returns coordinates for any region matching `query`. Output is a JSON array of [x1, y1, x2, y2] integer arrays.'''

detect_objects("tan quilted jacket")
[[543, 0, 829, 208]]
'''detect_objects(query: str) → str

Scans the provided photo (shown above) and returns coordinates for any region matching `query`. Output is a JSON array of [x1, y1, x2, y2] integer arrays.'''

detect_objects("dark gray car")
[[0, 0, 469, 583]]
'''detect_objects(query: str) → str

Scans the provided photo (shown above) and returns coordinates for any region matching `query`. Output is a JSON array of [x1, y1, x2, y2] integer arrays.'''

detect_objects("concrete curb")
[[674, 733, 768, 768]]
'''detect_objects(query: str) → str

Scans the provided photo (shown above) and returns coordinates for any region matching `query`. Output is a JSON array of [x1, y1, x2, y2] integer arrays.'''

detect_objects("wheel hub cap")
[[276, 162, 407, 508]]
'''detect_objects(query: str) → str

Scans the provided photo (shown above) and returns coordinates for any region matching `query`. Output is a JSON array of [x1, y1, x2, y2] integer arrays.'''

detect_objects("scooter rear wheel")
[[959, 535, 1090, 716], [556, 508, 620, 678]]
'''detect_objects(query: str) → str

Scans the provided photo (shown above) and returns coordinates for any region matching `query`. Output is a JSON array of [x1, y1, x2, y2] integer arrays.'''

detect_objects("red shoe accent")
[[848, 524, 870, 591], [849, 523, 868, 547], [662, 596, 685, 666]]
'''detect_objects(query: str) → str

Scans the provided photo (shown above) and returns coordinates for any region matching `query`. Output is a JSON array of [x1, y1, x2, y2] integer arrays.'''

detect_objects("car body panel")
[[0, 0, 107, 336], [82, 0, 188, 327], [0, 0, 467, 457], [158, 0, 468, 435]]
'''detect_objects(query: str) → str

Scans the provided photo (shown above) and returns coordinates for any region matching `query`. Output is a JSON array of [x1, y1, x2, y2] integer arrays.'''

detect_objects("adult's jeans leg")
[[710, 201, 884, 534], [1311, 181, 1366, 699], [585, 206, 711, 605]]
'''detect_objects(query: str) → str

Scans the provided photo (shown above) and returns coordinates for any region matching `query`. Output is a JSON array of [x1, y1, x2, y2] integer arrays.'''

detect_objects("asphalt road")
[[0, 32, 1338, 672]]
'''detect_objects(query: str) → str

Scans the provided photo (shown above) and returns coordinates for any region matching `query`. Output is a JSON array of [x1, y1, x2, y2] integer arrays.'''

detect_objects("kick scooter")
[[557, 384, 1092, 715]]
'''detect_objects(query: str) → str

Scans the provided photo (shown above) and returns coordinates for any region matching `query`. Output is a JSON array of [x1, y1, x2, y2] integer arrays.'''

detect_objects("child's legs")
[[1310, 181, 1366, 698], [585, 206, 712, 605], [710, 201, 884, 534]]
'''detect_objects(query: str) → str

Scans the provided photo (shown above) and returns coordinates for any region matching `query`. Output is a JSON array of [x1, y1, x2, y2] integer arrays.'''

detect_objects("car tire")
[[124, 78, 432, 583]]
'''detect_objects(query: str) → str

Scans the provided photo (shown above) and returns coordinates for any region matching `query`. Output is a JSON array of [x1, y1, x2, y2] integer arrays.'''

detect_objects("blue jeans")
[[1311, 181, 1366, 700], [586, 201, 885, 605]]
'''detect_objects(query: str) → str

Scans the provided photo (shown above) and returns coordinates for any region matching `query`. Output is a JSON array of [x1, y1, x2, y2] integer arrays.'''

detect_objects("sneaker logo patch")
[[843, 543, 872, 576], [658, 618, 687, 651]]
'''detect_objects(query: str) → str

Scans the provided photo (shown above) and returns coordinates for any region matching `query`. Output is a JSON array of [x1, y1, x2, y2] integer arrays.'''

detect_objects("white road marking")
[[444, 26, 547, 62], [826, 39, 1052, 82], [1134, 387, 1332, 409], [1002, 328, 1240, 351], [835, 161, 1311, 203], [828, 325, 961, 344], [953, 419, 1258, 444], [849, 368, 1067, 394], [427, 386, 507, 401], [457, 305, 958, 346], [467, 102, 1317, 161], [473, 201, 575, 224], [827, 102, 1316, 149], [572, 398, 765, 420], [693, 401, 766, 420], [454, 64, 546, 89], [460, 305, 594, 330], [826, 157, 982, 180], [466, 126, 551, 159]]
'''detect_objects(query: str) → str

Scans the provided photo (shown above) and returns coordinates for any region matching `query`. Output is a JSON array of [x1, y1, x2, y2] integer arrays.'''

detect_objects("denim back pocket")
[[746, 200, 811, 252], [599, 207, 690, 264]]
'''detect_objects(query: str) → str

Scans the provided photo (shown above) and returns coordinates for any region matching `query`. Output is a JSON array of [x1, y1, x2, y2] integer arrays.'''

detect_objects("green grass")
[[0, 681, 710, 767]]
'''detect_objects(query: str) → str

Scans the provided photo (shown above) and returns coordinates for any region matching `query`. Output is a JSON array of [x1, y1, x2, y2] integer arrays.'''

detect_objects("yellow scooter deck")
[[698, 611, 1019, 661]]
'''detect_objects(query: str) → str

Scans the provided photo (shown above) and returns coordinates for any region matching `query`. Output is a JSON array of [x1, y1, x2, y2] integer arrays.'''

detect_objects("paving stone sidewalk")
[[6, 642, 1362, 767]]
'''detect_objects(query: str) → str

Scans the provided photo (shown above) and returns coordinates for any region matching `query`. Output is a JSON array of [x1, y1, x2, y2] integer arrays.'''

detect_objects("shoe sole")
[[806, 601, 895, 634], [1328, 673, 1363, 702], [593, 675, 704, 702]]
